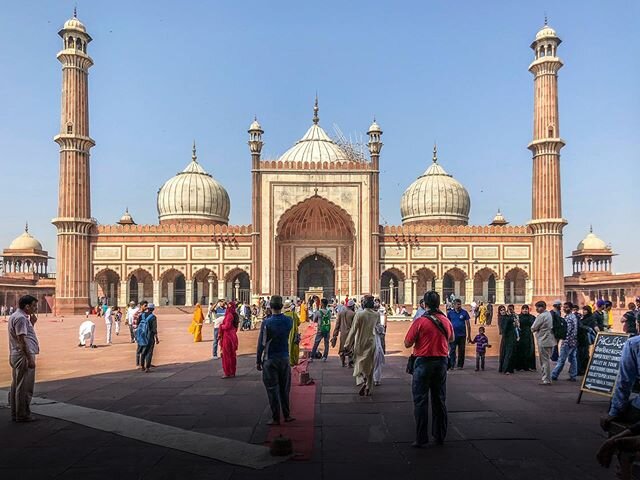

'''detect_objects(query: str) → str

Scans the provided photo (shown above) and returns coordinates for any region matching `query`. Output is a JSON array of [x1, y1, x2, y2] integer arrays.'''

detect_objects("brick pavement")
[[0, 313, 615, 479]]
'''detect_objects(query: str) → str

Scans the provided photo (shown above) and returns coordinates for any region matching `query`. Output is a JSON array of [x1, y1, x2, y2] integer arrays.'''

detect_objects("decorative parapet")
[[380, 224, 531, 236], [95, 223, 252, 235], [258, 159, 375, 171]]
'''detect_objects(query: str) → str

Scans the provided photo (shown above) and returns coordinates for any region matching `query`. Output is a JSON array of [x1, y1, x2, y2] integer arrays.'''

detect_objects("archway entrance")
[[276, 195, 355, 299], [297, 255, 335, 300]]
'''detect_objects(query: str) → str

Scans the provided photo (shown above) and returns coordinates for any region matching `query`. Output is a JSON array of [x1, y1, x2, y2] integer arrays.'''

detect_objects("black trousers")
[[577, 345, 590, 376], [262, 358, 291, 421], [412, 357, 448, 444], [475, 352, 486, 370], [448, 336, 466, 368]]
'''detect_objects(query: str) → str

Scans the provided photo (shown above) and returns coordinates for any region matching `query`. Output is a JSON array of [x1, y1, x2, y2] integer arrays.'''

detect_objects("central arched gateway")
[[297, 254, 335, 299], [275, 195, 356, 299]]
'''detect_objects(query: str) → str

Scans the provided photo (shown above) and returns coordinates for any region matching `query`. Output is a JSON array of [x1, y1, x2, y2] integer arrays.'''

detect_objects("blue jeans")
[[551, 343, 577, 380], [412, 357, 448, 445], [212, 328, 219, 357], [311, 331, 330, 359]]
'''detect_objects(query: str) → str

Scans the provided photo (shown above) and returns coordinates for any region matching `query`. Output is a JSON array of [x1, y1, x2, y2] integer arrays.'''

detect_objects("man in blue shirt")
[[256, 295, 295, 425], [447, 298, 471, 370]]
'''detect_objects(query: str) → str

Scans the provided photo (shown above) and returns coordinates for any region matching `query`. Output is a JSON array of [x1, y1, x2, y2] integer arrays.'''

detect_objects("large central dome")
[[277, 99, 352, 164], [157, 144, 230, 225], [400, 146, 470, 226]]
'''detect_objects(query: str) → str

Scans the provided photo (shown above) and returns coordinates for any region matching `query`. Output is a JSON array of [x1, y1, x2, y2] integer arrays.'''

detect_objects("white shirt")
[[213, 315, 225, 328], [8, 309, 40, 354], [104, 308, 113, 324], [79, 320, 95, 337], [127, 307, 138, 324], [378, 307, 387, 326]]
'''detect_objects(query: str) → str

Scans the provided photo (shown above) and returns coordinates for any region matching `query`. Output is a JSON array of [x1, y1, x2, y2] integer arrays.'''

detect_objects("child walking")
[[471, 326, 491, 371]]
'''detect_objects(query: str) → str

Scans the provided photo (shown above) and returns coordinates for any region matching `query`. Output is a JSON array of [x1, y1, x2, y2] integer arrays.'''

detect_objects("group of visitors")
[[1, 304, 15, 318]]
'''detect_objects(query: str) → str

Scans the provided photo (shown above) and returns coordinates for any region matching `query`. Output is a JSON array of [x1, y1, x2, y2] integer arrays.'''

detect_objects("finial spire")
[[544, 12, 548, 25], [74, 5, 77, 18], [432, 142, 438, 163], [313, 93, 319, 125], [590, 224, 593, 233], [192, 140, 197, 162], [25, 221, 29, 233]]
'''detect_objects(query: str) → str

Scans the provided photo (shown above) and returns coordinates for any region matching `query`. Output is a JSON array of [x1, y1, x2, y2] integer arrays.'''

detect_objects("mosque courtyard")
[[0, 313, 613, 480]]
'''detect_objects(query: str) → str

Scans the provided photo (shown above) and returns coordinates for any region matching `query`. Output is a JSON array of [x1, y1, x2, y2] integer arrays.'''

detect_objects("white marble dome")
[[157, 145, 230, 225], [576, 230, 608, 251], [9, 225, 43, 251], [535, 24, 558, 41], [400, 148, 470, 226], [278, 101, 352, 164]]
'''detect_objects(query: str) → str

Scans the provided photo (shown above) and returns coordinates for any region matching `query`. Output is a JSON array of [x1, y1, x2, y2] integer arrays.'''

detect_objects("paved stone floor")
[[0, 313, 615, 479]]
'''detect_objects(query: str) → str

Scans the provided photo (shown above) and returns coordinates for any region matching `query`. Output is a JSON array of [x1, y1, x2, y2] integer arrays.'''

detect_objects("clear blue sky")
[[1, 1, 638, 272]]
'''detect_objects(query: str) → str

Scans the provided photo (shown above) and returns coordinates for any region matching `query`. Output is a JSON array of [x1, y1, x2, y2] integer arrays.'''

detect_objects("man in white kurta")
[[78, 320, 96, 348], [345, 296, 379, 396]]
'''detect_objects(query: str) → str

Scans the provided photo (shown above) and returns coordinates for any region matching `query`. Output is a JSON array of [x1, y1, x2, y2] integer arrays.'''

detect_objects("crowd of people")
[[8, 290, 640, 471]]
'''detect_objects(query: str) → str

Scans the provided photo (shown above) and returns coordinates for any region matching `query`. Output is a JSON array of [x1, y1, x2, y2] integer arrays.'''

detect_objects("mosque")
[[2, 13, 638, 314]]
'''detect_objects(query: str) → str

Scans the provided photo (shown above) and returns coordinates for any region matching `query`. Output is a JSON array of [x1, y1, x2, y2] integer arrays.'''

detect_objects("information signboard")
[[578, 332, 629, 403]]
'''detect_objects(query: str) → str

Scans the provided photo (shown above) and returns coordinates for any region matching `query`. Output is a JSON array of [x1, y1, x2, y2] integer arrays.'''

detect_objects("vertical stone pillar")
[[197, 281, 204, 304], [454, 280, 461, 298], [153, 280, 161, 306], [138, 282, 145, 303], [218, 280, 225, 301], [411, 276, 417, 309], [525, 279, 533, 305], [465, 279, 473, 304], [109, 284, 115, 306], [167, 282, 174, 306], [434, 278, 444, 299], [185, 280, 193, 307], [119, 281, 127, 307], [89, 281, 96, 306], [208, 276, 216, 304], [495, 279, 505, 305]]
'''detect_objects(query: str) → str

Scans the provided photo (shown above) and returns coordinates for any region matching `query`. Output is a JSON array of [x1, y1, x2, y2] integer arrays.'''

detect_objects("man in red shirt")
[[404, 290, 454, 447]]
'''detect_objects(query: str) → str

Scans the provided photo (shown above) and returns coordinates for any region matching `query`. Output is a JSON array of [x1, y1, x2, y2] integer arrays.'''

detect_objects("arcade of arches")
[[91, 267, 251, 307], [381, 267, 530, 307]]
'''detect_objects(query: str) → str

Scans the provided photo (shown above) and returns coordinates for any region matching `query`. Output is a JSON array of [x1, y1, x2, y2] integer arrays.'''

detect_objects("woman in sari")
[[219, 301, 239, 378], [188, 303, 205, 342], [284, 300, 301, 366], [300, 300, 308, 324], [478, 302, 487, 325]]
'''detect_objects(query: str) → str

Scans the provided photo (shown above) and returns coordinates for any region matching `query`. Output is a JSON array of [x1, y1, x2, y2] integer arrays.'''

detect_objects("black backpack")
[[551, 310, 567, 340]]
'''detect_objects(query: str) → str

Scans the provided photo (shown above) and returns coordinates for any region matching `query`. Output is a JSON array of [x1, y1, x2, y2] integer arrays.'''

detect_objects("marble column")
[[434, 278, 444, 300], [525, 279, 533, 305], [118, 281, 127, 307], [197, 281, 204, 304], [138, 282, 145, 303], [465, 278, 473, 304], [153, 281, 161, 306], [495, 279, 505, 305], [168, 282, 174, 306], [185, 280, 193, 307]]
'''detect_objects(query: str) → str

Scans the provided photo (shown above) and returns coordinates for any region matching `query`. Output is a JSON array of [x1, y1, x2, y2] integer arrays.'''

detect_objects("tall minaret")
[[52, 10, 95, 314], [528, 20, 567, 303]]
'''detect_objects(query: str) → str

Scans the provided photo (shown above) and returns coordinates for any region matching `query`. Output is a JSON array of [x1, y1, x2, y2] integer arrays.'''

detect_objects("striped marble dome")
[[400, 147, 470, 226], [157, 144, 230, 225]]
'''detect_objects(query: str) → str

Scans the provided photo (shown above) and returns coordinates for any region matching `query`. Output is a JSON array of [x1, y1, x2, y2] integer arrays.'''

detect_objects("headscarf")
[[223, 301, 239, 329], [193, 303, 204, 324]]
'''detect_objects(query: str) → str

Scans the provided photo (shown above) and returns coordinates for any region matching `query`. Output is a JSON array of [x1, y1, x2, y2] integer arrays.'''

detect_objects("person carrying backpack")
[[310, 298, 332, 362], [135, 304, 159, 373]]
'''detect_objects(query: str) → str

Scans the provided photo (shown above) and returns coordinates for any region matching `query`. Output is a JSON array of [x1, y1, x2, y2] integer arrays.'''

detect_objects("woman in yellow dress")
[[284, 300, 301, 366], [478, 302, 488, 326], [188, 303, 205, 342], [300, 300, 308, 324]]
